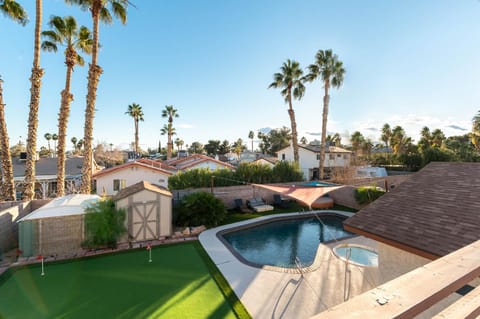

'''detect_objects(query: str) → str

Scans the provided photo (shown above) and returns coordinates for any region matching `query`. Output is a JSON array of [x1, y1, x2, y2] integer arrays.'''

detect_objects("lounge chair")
[[246, 197, 274, 212], [233, 198, 251, 213], [273, 194, 290, 208]]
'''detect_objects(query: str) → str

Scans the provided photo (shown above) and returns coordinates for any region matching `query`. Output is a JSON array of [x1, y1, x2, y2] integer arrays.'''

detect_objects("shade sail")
[[252, 184, 342, 208]]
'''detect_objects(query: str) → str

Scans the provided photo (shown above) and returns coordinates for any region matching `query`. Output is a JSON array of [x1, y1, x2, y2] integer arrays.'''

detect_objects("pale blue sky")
[[1, 1, 479, 151]]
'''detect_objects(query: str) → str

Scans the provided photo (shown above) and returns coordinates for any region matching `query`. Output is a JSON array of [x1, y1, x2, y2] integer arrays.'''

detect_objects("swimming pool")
[[333, 244, 378, 267], [302, 181, 337, 187], [220, 214, 353, 268]]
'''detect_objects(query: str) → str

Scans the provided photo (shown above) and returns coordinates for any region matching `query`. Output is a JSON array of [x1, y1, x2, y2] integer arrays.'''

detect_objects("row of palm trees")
[[269, 49, 345, 179], [0, 0, 129, 200]]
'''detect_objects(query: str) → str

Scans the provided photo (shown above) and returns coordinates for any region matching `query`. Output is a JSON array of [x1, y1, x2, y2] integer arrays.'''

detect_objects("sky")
[[1, 0, 479, 152]]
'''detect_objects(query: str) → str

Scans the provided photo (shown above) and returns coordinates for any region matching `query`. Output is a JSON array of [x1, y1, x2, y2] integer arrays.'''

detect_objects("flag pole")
[[149, 248, 152, 263], [41, 257, 44, 276]]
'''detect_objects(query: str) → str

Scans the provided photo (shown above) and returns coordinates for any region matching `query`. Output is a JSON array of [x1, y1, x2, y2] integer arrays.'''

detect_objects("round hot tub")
[[333, 244, 378, 267]]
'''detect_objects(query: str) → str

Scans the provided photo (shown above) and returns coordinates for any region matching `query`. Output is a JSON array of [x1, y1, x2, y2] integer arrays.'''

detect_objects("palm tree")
[[268, 59, 305, 163], [160, 124, 176, 155], [125, 103, 144, 154], [472, 110, 480, 151], [381, 123, 392, 149], [44, 132, 52, 154], [431, 129, 445, 148], [300, 136, 307, 144], [174, 138, 184, 151], [350, 131, 365, 156], [51, 133, 58, 156], [42, 15, 92, 197], [66, 0, 128, 194], [161, 105, 179, 160], [71, 136, 77, 152], [306, 49, 345, 179], [0, 0, 28, 25], [23, 0, 44, 201], [248, 130, 254, 152]]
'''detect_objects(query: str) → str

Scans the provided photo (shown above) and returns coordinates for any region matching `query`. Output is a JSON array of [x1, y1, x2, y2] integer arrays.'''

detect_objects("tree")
[[306, 49, 345, 179], [269, 59, 305, 163], [51, 133, 58, 156], [124, 102, 144, 154], [472, 110, 480, 151], [66, 0, 129, 194], [248, 130, 254, 152], [431, 129, 445, 148], [42, 15, 92, 196], [300, 136, 307, 144], [350, 131, 365, 155], [83, 198, 126, 248], [391, 126, 412, 155], [71, 136, 77, 151], [23, 0, 44, 201], [218, 140, 230, 155], [175, 192, 227, 227], [0, 1, 27, 200], [232, 138, 246, 157], [380, 123, 392, 149], [44, 132, 52, 154], [160, 124, 176, 156], [161, 105, 179, 160], [204, 140, 221, 155], [188, 141, 203, 154], [174, 138, 184, 151]]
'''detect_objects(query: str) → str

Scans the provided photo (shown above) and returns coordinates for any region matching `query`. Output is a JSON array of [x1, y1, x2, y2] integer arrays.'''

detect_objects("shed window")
[[113, 179, 126, 191], [282, 154, 285, 160], [329, 154, 335, 160]]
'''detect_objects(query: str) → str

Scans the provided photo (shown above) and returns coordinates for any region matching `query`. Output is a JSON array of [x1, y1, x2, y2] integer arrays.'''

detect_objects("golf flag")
[[146, 243, 152, 262], [36, 255, 43, 260], [37, 255, 45, 276], [146, 243, 151, 250]]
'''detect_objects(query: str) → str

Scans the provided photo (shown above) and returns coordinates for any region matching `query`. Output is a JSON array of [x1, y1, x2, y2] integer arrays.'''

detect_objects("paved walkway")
[[199, 210, 380, 319]]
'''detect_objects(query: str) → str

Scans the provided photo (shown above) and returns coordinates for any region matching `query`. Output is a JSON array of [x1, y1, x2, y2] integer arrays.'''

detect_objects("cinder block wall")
[[33, 215, 84, 256]]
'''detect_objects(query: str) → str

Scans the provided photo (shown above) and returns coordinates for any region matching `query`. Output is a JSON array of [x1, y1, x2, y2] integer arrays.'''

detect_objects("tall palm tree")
[[44, 132, 52, 154], [51, 133, 58, 156], [0, 0, 28, 25], [472, 110, 480, 151], [23, 0, 44, 201], [161, 124, 176, 155], [66, 0, 128, 194], [306, 49, 345, 179], [431, 129, 445, 148], [71, 136, 77, 152], [161, 105, 179, 160], [248, 130, 254, 152], [42, 15, 92, 197], [380, 123, 392, 149], [125, 103, 144, 154], [174, 138, 184, 151], [268, 59, 305, 163]]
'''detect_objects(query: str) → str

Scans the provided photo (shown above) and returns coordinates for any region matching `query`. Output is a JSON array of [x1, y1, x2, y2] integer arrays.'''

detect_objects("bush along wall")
[[174, 192, 227, 227], [354, 186, 385, 205]]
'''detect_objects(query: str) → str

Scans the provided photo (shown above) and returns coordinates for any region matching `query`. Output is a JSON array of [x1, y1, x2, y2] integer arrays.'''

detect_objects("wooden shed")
[[114, 181, 172, 243]]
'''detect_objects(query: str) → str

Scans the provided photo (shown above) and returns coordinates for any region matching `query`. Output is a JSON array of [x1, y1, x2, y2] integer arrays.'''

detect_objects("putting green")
[[0, 242, 246, 319]]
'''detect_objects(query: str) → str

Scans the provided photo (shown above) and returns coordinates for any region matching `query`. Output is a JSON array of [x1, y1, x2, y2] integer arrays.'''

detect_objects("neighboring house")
[[165, 154, 235, 171], [251, 157, 278, 168], [11, 156, 91, 199], [344, 162, 480, 284], [114, 181, 172, 243], [17, 194, 100, 256], [276, 142, 351, 180], [92, 160, 174, 196]]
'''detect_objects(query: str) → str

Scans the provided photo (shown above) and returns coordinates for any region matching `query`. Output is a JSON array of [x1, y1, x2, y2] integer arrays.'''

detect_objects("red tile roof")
[[344, 162, 480, 258]]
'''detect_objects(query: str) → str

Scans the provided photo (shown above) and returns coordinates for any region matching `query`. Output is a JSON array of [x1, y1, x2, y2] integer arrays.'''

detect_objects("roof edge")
[[343, 224, 440, 260]]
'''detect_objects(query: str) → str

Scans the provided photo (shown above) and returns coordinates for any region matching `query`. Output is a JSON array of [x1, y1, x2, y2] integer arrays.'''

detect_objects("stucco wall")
[[378, 242, 431, 284], [95, 166, 170, 196]]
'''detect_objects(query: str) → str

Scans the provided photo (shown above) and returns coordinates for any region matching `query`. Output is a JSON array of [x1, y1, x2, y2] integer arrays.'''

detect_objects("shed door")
[[129, 200, 160, 242]]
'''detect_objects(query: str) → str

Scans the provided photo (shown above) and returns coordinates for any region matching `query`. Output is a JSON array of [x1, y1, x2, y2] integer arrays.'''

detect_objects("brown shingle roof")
[[113, 181, 172, 201], [344, 162, 480, 258]]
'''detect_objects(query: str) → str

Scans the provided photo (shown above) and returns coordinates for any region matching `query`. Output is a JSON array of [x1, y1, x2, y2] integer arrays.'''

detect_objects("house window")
[[282, 154, 286, 160], [113, 179, 126, 191], [316, 154, 320, 160], [337, 154, 342, 158], [329, 154, 335, 160]]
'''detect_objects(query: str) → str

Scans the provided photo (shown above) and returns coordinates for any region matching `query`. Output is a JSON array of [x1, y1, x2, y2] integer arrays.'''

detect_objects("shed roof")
[[344, 162, 480, 259], [18, 194, 100, 222], [113, 181, 172, 201], [92, 160, 174, 179]]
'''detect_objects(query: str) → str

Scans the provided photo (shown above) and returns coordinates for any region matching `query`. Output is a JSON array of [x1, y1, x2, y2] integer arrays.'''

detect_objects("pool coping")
[[215, 211, 356, 274]]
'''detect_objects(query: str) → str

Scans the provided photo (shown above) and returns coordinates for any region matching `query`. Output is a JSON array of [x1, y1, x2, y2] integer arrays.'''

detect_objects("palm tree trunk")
[[56, 62, 74, 197], [167, 122, 173, 160], [80, 1, 103, 194], [0, 78, 16, 201], [319, 82, 330, 180], [134, 118, 139, 154], [287, 91, 299, 163], [23, 0, 44, 201]]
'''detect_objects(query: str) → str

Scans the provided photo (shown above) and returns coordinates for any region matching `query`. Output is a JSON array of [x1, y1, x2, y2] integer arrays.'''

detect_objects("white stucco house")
[[165, 154, 235, 171], [276, 142, 351, 180], [92, 160, 174, 196]]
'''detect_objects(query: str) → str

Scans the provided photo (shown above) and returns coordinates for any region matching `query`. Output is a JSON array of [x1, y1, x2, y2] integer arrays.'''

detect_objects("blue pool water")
[[222, 215, 353, 268], [302, 181, 337, 187], [334, 246, 378, 267]]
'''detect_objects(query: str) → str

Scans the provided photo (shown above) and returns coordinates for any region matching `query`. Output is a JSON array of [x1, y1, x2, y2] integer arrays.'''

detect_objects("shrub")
[[175, 192, 227, 227], [355, 186, 385, 205], [83, 199, 126, 249]]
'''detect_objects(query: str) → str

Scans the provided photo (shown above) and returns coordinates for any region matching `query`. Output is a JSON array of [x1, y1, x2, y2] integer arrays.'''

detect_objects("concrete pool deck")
[[199, 210, 380, 319]]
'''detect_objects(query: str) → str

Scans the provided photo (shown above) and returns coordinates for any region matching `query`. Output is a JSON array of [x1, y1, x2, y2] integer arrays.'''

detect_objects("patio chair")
[[234, 198, 251, 213], [273, 194, 290, 208]]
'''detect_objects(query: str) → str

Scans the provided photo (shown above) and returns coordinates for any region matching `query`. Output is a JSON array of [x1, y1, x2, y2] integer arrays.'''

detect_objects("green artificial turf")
[[0, 242, 249, 319]]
